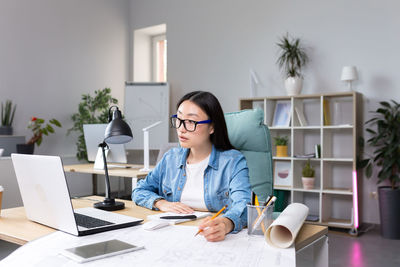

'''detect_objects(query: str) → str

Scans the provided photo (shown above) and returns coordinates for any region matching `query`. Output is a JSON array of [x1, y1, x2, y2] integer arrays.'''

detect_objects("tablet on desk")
[[61, 239, 144, 263]]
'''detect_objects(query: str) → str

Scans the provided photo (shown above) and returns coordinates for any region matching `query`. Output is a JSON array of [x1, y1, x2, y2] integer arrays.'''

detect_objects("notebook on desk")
[[11, 154, 143, 236]]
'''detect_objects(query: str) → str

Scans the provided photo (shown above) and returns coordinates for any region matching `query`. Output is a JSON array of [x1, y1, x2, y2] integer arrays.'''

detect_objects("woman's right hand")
[[154, 200, 194, 214]]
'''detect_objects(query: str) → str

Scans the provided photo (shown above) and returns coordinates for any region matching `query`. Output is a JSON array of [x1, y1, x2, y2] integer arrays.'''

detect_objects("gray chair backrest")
[[224, 109, 273, 202]]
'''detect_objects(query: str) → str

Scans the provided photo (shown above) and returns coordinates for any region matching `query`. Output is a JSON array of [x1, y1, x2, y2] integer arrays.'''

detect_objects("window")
[[133, 24, 167, 82], [152, 34, 167, 82]]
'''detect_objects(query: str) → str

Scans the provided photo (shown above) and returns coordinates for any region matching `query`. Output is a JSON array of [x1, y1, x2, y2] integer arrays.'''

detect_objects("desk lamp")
[[93, 106, 133, 211], [341, 66, 358, 91]]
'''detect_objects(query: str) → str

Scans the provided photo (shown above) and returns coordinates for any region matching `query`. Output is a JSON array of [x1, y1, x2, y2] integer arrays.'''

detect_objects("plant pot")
[[276, 145, 288, 157], [284, 77, 303, 96], [16, 144, 35, 154], [302, 177, 314, 189], [0, 126, 13, 135], [378, 186, 400, 239]]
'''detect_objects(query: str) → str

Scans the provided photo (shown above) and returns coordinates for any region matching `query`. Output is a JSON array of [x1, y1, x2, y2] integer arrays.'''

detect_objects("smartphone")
[[61, 239, 144, 263]]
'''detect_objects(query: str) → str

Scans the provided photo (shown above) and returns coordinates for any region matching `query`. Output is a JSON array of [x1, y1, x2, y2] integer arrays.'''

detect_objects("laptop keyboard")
[[74, 213, 114, 228]]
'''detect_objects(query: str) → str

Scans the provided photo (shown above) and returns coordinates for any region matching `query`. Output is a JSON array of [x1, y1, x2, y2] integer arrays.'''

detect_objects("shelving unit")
[[240, 92, 362, 232]]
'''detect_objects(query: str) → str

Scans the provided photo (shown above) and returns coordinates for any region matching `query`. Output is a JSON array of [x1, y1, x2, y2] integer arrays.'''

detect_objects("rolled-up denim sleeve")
[[222, 154, 251, 233], [131, 157, 165, 210]]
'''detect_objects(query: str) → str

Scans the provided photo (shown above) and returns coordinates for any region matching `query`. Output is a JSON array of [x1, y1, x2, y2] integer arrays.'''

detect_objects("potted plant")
[[358, 100, 400, 239], [68, 88, 118, 161], [302, 159, 315, 189], [0, 100, 16, 135], [16, 117, 62, 154], [276, 33, 309, 96], [274, 136, 289, 157]]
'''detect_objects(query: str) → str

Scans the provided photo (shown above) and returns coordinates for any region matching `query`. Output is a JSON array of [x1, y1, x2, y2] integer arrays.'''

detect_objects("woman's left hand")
[[198, 217, 234, 242]]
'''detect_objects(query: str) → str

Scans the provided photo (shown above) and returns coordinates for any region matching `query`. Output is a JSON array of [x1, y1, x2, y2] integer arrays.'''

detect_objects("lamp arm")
[[99, 141, 111, 200]]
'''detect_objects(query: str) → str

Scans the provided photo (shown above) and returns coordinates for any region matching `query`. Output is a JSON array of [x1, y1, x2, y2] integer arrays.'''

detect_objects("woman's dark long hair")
[[176, 91, 234, 151]]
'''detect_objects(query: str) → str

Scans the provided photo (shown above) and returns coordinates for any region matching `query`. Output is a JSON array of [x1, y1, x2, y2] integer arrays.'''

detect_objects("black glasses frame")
[[170, 114, 212, 132]]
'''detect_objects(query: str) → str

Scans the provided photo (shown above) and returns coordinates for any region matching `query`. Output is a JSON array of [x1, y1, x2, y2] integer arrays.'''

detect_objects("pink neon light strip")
[[352, 170, 359, 229]]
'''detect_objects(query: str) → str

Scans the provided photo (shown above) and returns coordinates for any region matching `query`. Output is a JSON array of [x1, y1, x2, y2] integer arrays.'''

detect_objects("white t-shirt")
[[180, 155, 210, 211]]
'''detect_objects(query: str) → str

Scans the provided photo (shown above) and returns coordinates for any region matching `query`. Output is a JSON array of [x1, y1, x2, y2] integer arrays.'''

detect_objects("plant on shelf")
[[0, 100, 16, 135], [16, 117, 62, 154], [301, 159, 315, 189], [276, 33, 309, 96], [27, 117, 62, 146], [358, 100, 400, 239], [68, 88, 118, 161], [274, 136, 288, 157]]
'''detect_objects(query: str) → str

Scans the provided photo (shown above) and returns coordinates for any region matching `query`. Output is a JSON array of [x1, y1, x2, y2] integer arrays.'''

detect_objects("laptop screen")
[[83, 124, 127, 163]]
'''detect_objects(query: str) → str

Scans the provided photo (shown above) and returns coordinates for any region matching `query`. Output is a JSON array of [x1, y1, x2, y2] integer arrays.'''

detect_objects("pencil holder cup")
[[247, 204, 274, 236]]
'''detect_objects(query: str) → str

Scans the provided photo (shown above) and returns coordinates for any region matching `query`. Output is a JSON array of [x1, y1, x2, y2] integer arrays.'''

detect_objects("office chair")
[[224, 109, 273, 203], [155, 109, 274, 205]]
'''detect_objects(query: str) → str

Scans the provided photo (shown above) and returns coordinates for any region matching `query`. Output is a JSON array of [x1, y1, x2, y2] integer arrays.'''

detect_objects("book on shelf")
[[315, 144, 321, 158], [294, 153, 316, 158], [323, 99, 331, 125], [295, 106, 308, 126], [272, 101, 291, 127]]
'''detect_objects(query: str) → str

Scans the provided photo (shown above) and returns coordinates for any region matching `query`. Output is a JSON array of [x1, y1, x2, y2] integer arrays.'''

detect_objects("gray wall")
[[129, 0, 400, 224], [0, 0, 130, 157], [0, 0, 131, 205]]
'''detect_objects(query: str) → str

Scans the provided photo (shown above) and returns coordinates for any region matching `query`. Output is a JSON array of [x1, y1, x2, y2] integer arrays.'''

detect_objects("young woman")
[[132, 91, 251, 242]]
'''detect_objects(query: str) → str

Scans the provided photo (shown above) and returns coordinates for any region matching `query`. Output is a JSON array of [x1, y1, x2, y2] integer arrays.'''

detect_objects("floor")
[[1, 225, 399, 266], [328, 225, 400, 267]]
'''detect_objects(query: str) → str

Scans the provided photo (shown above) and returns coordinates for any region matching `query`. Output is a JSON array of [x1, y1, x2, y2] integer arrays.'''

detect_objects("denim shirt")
[[131, 145, 251, 233]]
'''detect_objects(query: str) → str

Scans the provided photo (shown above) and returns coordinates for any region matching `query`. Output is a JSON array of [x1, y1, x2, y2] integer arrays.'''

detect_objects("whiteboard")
[[124, 82, 169, 149]]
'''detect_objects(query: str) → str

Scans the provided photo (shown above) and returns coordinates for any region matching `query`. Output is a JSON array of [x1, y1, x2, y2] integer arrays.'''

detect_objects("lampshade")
[[104, 107, 133, 144], [341, 66, 358, 81]]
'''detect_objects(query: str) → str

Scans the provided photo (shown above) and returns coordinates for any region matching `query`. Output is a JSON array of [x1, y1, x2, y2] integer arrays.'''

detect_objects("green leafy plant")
[[358, 100, 400, 189], [302, 159, 315, 178], [27, 117, 62, 146], [1, 100, 16, 126], [276, 33, 309, 78], [68, 88, 118, 161], [274, 136, 289, 146]]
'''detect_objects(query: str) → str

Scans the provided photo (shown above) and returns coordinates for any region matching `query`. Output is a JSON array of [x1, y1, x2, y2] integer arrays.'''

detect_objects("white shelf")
[[240, 92, 361, 231], [292, 188, 320, 193], [323, 125, 353, 129], [269, 126, 291, 130], [293, 126, 321, 130], [322, 189, 353, 195], [293, 157, 321, 161], [322, 158, 353, 162], [273, 156, 292, 160]]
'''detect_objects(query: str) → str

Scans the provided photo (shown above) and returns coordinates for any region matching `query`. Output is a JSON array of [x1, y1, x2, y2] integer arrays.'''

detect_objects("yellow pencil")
[[253, 194, 266, 234], [194, 205, 227, 236]]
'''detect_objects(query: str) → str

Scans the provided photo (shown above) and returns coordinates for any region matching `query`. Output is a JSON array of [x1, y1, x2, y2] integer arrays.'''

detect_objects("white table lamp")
[[140, 121, 162, 171], [341, 66, 358, 91]]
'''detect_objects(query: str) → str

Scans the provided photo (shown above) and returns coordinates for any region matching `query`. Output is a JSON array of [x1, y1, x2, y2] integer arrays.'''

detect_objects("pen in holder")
[[247, 203, 274, 236]]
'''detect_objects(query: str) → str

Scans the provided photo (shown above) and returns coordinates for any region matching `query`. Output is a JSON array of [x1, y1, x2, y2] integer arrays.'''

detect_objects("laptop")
[[11, 153, 143, 236], [83, 124, 127, 163]]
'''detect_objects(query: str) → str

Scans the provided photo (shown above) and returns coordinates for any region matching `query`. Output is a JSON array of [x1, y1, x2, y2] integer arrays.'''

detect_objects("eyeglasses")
[[170, 114, 212, 132]]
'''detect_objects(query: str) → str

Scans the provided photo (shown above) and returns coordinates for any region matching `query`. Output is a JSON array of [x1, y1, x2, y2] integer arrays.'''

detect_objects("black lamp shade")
[[104, 108, 133, 144]]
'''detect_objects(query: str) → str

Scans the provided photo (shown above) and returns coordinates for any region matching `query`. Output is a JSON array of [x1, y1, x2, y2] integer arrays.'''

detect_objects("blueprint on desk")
[[1, 225, 295, 267]]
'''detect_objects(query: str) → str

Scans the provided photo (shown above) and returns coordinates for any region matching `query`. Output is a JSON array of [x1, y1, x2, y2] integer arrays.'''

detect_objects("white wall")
[[133, 31, 152, 82], [129, 0, 400, 224], [0, 0, 130, 206], [0, 0, 130, 157]]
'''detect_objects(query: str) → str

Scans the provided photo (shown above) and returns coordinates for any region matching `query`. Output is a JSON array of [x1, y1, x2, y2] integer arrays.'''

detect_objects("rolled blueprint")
[[265, 203, 309, 248]]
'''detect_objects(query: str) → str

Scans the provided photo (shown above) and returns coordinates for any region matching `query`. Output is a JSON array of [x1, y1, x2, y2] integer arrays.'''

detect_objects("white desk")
[[0, 196, 328, 266], [64, 163, 152, 195]]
